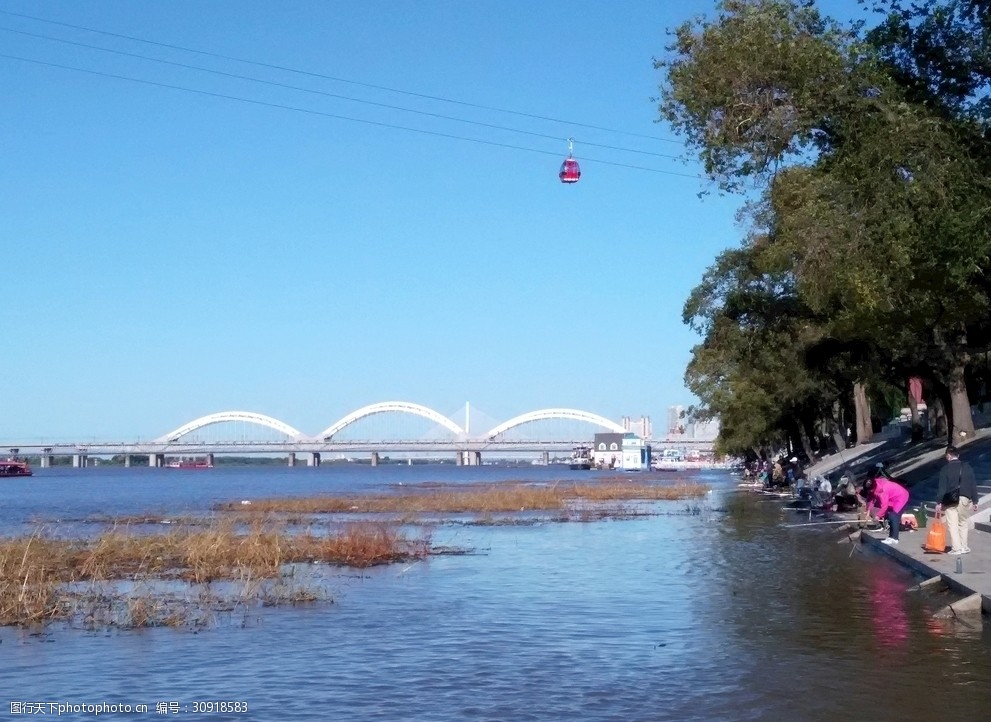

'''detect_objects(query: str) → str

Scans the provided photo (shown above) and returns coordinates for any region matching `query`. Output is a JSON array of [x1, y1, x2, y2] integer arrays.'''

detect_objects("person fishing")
[[861, 468, 910, 546], [832, 470, 861, 512]]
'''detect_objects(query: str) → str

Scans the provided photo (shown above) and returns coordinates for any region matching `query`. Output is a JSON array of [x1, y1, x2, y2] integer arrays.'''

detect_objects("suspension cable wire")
[[0, 53, 703, 179], [0, 8, 682, 145], [0, 26, 687, 162]]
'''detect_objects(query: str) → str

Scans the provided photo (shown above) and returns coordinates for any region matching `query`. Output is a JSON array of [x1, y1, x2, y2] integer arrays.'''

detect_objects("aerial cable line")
[[0, 53, 702, 179], [0, 26, 687, 163], [0, 8, 683, 145]]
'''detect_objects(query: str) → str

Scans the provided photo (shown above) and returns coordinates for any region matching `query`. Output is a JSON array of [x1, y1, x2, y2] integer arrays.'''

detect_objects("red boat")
[[0, 459, 32, 477], [166, 457, 213, 469]]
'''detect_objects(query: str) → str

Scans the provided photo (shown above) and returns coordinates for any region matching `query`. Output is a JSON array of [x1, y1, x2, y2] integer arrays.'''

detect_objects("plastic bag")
[[924, 512, 946, 553]]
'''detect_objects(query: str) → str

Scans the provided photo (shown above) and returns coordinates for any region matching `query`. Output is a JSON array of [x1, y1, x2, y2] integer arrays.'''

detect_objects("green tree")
[[658, 0, 991, 442]]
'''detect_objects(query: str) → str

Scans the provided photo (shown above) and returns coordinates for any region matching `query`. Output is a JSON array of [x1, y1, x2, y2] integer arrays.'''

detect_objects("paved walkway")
[[862, 529, 991, 613], [809, 430, 991, 613]]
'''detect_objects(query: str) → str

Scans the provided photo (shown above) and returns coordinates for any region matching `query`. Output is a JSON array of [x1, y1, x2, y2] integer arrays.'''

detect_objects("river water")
[[2, 465, 990, 720]]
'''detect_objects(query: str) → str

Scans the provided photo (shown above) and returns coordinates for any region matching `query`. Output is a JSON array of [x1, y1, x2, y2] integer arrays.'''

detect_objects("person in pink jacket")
[[862, 470, 910, 546]]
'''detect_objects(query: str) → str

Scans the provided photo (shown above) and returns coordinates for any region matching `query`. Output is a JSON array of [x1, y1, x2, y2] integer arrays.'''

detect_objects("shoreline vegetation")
[[1, 479, 708, 630], [216, 479, 711, 514]]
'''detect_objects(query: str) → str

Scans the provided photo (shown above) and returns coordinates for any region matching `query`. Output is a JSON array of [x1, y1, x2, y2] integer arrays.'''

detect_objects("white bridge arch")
[[158, 411, 304, 443], [484, 408, 626, 440], [318, 401, 465, 441]]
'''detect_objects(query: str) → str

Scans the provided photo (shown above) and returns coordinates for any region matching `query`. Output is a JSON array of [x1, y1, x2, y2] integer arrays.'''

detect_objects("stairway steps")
[[974, 520, 991, 535]]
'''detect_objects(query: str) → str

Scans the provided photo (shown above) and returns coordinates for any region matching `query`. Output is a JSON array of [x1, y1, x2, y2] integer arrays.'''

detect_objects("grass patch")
[[220, 480, 709, 515], [0, 521, 430, 627], [1, 479, 709, 629]]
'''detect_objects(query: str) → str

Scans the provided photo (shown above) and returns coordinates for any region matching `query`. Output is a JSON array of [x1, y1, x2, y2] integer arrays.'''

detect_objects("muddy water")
[[2, 466, 990, 720]]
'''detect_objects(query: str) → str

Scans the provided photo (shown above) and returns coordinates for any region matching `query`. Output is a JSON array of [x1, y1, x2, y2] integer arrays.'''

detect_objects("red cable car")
[[559, 137, 581, 184]]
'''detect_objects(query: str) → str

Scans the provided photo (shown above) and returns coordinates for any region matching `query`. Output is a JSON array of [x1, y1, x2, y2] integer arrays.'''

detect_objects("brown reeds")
[[0, 520, 431, 627], [0, 535, 72, 626], [0, 479, 709, 628], [220, 480, 709, 515], [292, 523, 431, 567]]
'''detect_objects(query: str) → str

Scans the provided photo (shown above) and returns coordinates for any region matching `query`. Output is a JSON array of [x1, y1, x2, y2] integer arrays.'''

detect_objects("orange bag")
[[924, 511, 946, 553]]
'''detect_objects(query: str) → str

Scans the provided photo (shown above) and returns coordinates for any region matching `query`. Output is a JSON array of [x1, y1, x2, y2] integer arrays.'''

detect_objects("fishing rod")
[[782, 519, 876, 528]]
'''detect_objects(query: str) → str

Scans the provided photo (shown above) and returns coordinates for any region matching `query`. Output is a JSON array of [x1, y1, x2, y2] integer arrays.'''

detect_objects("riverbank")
[[860, 531, 991, 615], [808, 430, 991, 616]]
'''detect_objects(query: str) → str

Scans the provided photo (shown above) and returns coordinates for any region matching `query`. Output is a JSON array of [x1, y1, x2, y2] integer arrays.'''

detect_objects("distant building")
[[594, 432, 651, 470], [621, 435, 651, 471], [667, 405, 685, 435], [621, 415, 652, 439], [593, 433, 624, 468], [686, 418, 720, 441]]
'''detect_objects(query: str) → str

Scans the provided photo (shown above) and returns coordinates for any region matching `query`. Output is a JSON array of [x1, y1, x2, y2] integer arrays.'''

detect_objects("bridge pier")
[[308, 452, 321, 467], [40, 449, 53, 468], [149, 454, 164, 468], [123, 455, 131, 468], [542, 451, 549, 466], [458, 451, 481, 466], [287, 452, 296, 467], [72, 454, 87, 468], [370, 452, 379, 467], [206, 453, 214, 467]]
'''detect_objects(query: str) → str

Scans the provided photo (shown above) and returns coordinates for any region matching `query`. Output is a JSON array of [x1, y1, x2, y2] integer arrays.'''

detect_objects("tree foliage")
[[657, 0, 991, 455]]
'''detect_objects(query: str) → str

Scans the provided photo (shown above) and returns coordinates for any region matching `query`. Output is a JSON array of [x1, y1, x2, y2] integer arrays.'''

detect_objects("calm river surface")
[[2, 465, 991, 721]]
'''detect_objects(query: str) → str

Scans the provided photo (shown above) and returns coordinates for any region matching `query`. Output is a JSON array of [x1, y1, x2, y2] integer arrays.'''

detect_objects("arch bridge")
[[9, 402, 713, 468]]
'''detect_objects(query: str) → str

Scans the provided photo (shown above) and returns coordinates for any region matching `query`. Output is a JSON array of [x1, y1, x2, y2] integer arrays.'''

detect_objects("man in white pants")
[[935, 445, 979, 554]]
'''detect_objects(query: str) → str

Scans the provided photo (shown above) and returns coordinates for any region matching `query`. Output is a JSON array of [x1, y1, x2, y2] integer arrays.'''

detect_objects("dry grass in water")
[[221, 480, 709, 515], [292, 523, 431, 568], [0, 535, 73, 626], [1, 480, 707, 628], [0, 520, 429, 627]]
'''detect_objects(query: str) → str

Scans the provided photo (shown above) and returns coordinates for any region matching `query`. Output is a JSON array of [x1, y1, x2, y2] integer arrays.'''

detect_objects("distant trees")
[[657, 0, 991, 457]]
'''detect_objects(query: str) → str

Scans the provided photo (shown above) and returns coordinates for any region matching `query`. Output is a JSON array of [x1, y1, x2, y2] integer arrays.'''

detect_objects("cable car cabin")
[[559, 157, 581, 184]]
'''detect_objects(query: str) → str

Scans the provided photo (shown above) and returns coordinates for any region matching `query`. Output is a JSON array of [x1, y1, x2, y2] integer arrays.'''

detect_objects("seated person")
[[811, 475, 833, 510], [833, 472, 861, 512]]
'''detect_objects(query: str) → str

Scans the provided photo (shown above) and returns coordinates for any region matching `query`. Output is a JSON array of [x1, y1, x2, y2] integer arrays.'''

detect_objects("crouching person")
[[861, 470, 910, 545]]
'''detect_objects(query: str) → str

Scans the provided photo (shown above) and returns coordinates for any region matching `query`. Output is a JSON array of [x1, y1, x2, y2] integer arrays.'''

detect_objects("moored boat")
[[166, 457, 213, 469], [569, 445, 592, 471], [0, 458, 32, 477]]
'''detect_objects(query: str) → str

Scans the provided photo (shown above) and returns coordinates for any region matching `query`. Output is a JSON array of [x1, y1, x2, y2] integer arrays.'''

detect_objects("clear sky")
[[0, 0, 862, 442]]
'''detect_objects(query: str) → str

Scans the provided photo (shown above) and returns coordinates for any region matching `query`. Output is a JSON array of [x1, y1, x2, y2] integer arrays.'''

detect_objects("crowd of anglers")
[[744, 456, 875, 512], [742, 446, 981, 553]]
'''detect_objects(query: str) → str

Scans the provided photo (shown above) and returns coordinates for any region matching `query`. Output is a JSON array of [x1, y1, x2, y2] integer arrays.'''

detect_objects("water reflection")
[[868, 568, 910, 650]]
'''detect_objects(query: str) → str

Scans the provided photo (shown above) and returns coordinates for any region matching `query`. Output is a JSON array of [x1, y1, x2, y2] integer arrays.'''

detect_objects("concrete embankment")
[[860, 531, 990, 616], [806, 429, 991, 616]]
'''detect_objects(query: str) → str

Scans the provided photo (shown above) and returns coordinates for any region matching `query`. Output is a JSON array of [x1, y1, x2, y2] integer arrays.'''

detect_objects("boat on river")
[[569, 445, 593, 471], [0, 458, 32, 477], [166, 457, 213, 469]]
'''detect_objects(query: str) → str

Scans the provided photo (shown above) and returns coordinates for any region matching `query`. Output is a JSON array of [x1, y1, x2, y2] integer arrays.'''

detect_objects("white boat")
[[569, 445, 592, 470]]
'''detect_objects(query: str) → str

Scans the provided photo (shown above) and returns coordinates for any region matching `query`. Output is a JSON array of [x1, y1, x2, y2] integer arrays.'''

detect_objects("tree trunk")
[[931, 391, 948, 439], [798, 419, 815, 462], [853, 382, 873, 445], [829, 424, 846, 453], [829, 401, 847, 452], [948, 362, 975, 441]]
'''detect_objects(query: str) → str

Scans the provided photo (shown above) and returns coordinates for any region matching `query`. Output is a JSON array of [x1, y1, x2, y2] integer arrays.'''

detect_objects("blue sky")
[[0, 1, 864, 441]]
